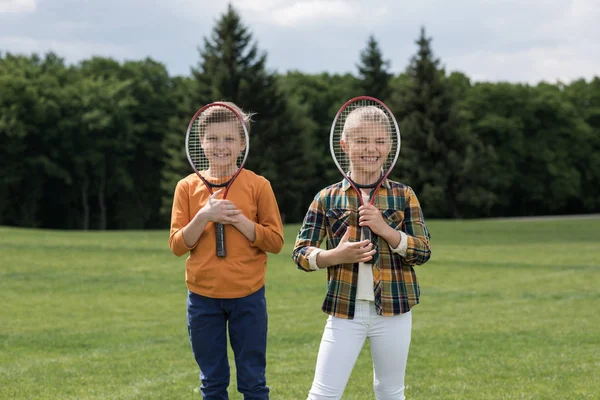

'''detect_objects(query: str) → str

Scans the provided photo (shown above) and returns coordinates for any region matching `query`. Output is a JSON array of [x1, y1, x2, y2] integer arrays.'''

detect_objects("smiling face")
[[201, 121, 245, 174], [197, 107, 246, 178], [340, 106, 392, 185]]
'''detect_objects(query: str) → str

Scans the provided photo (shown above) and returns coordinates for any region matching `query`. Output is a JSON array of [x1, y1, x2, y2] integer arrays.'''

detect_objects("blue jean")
[[187, 286, 269, 400]]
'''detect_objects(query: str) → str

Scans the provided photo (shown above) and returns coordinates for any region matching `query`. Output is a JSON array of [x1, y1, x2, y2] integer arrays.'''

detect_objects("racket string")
[[332, 98, 400, 189], [186, 104, 249, 184]]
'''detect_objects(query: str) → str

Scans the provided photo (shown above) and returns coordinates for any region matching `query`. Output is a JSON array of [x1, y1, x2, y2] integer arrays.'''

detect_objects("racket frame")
[[329, 95, 401, 263], [185, 102, 250, 257]]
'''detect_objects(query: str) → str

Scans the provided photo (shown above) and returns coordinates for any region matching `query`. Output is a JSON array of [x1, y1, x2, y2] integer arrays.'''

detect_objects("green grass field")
[[1, 218, 599, 399]]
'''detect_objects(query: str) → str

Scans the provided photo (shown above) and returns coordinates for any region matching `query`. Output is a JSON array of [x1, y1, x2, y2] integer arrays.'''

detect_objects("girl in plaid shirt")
[[293, 106, 431, 400]]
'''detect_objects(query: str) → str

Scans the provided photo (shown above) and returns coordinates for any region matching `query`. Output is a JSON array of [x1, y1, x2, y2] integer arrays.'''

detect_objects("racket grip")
[[361, 225, 377, 265], [215, 223, 226, 257]]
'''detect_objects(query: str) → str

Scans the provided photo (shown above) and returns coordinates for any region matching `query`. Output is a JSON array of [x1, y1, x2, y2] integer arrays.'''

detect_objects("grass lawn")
[[1, 217, 599, 399]]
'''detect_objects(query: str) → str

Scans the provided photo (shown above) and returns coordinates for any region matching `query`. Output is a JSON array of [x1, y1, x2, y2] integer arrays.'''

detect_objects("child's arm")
[[239, 180, 284, 254], [400, 187, 431, 265], [358, 204, 402, 248], [169, 181, 197, 256], [357, 187, 431, 265], [182, 210, 211, 249], [292, 195, 326, 271], [231, 214, 256, 243], [292, 194, 375, 272], [311, 229, 374, 268], [182, 189, 241, 248], [169, 184, 241, 256]]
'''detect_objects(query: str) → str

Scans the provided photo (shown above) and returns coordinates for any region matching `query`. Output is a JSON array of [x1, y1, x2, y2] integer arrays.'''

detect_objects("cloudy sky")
[[1, 0, 598, 83]]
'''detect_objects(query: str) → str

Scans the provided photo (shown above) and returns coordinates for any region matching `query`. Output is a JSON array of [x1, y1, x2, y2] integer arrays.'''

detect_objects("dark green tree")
[[393, 27, 493, 218], [356, 35, 392, 101], [0, 53, 74, 227], [160, 75, 197, 220], [462, 82, 529, 216], [564, 78, 600, 213], [279, 71, 359, 197], [189, 3, 316, 222], [518, 83, 586, 215], [115, 59, 177, 229], [70, 72, 137, 230]]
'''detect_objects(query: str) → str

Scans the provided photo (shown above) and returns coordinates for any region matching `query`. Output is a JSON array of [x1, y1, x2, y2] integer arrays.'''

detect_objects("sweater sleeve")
[[168, 180, 198, 257], [251, 180, 284, 254]]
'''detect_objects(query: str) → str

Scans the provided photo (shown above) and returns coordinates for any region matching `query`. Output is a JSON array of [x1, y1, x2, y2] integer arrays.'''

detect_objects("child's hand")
[[332, 228, 375, 264], [201, 189, 242, 224], [358, 204, 388, 235]]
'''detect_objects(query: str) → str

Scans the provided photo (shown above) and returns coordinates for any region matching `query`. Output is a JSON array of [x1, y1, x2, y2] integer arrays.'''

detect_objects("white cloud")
[[446, 44, 600, 84], [228, 0, 388, 27], [0, 0, 597, 83], [0, 0, 36, 13], [270, 1, 357, 26], [235, 0, 290, 12], [161, 0, 228, 20]]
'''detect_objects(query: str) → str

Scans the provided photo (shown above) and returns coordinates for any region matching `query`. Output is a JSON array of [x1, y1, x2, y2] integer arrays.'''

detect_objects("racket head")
[[330, 96, 401, 204], [185, 102, 250, 196]]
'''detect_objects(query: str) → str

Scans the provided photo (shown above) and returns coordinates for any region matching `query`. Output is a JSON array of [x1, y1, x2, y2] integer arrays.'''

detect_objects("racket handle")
[[215, 223, 226, 257], [361, 225, 377, 265]]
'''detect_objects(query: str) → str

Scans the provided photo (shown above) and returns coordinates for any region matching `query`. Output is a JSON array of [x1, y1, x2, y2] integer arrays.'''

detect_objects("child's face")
[[201, 121, 246, 173], [340, 120, 392, 179]]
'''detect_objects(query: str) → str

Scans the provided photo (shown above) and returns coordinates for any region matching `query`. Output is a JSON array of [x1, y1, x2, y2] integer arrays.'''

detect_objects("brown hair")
[[197, 101, 255, 136]]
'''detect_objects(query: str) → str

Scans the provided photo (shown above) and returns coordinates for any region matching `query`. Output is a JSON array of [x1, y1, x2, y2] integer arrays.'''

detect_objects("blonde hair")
[[342, 105, 390, 139]]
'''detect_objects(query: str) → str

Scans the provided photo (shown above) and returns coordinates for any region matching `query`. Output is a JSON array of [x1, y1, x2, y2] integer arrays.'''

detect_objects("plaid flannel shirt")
[[292, 178, 431, 319]]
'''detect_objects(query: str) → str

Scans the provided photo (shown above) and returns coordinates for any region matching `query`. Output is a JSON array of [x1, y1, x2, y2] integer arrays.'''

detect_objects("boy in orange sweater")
[[169, 102, 284, 399]]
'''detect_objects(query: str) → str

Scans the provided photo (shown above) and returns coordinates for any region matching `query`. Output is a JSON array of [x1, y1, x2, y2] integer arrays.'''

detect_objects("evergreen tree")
[[160, 75, 196, 220], [394, 27, 493, 218], [356, 35, 392, 101], [189, 3, 316, 222]]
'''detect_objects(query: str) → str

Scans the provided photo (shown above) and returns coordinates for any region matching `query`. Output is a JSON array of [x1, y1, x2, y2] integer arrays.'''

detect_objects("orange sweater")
[[169, 169, 284, 298]]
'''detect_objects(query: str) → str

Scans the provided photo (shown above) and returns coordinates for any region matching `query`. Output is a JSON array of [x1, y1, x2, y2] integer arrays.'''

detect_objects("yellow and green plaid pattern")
[[292, 179, 431, 319]]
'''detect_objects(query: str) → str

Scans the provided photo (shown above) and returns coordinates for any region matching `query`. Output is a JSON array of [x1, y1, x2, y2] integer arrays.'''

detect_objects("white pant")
[[307, 300, 412, 400]]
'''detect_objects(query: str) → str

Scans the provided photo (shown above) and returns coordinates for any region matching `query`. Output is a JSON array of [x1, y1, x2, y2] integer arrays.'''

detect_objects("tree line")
[[1, 4, 598, 230]]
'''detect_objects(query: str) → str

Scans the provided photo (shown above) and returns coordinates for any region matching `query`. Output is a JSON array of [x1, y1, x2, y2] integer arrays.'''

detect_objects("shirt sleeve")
[[292, 193, 327, 272], [251, 180, 284, 254], [389, 231, 408, 257], [168, 180, 198, 257], [402, 186, 432, 265], [308, 248, 323, 271]]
